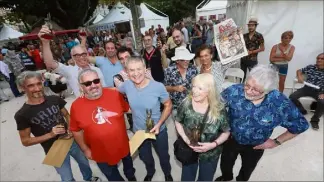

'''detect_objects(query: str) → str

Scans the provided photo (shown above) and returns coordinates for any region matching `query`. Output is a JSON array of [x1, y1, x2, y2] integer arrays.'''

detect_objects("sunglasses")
[[81, 78, 100, 87], [73, 53, 87, 59]]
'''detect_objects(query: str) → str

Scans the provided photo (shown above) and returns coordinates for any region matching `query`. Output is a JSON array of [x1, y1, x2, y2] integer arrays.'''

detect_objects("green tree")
[[0, 0, 99, 29]]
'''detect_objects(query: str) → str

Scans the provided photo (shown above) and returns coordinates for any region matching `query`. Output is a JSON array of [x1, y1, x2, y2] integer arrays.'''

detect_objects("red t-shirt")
[[70, 88, 130, 165]]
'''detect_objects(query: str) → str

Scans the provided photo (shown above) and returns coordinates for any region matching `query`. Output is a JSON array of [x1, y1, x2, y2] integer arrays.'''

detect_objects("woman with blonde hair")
[[174, 73, 230, 181], [270, 30, 295, 92]]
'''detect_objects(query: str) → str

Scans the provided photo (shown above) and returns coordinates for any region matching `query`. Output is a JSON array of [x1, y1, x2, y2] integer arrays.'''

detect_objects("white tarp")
[[226, 0, 323, 89], [139, 3, 169, 34], [92, 14, 104, 24], [95, 2, 132, 26], [0, 24, 23, 41], [196, 0, 227, 21]]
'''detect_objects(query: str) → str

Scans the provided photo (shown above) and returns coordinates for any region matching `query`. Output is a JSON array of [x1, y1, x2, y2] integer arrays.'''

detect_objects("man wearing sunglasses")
[[70, 68, 136, 181], [38, 25, 106, 97], [215, 64, 309, 181]]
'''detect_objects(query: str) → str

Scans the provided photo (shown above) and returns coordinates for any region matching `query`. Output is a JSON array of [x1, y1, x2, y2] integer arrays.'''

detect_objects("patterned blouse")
[[198, 60, 238, 94], [176, 98, 229, 162], [241, 31, 264, 62]]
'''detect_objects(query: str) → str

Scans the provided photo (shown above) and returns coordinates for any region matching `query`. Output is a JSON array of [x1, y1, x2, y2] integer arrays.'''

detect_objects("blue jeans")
[[139, 128, 171, 176], [181, 157, 219, 181], [96, 153, 135, 181], [9, 73, 21, 97], [54, 141, 92, 181]]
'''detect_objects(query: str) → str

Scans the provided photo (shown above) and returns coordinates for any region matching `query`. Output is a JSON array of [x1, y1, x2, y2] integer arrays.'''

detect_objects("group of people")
[[9, 16, 323, 182]]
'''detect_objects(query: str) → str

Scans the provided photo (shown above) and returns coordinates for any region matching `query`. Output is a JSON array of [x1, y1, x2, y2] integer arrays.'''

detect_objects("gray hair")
[[70, 45, 87, 58], [78, 68, 99, 83], [125, 56, 146, 69], [16, 71, 42, 88], [247, 64, 279, 93]]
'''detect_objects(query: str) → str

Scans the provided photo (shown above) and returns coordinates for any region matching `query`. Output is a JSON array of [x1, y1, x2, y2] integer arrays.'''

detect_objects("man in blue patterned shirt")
[[164, 46, 198, 111], [290, 53, 324, 130], [215, 65, 309, 181]]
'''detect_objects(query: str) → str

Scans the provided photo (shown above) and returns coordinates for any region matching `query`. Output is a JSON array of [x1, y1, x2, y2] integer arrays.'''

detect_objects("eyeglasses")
[[81, 78, 100, 87], [73, 53, 87, 59], [244, 83, 264, 94]]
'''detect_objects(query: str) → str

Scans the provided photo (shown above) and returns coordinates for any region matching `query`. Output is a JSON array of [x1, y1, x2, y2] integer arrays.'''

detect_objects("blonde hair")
[[186, 73, 224, 123], [281, 31, 294, 39]]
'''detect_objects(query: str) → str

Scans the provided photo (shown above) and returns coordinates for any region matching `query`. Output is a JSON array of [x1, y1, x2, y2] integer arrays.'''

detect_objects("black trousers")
[[241, 60, 258, 82], [219, 137, 264, 181], [289, 86, 324, 123]]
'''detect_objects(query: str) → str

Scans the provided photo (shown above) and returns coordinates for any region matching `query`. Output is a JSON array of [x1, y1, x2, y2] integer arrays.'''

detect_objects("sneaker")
[[90, 176, 102, 182], [215, 176, 233, 181], [165, 175, 173, 181], [144, 174, 154, 181], [310, 121, 319, 130]]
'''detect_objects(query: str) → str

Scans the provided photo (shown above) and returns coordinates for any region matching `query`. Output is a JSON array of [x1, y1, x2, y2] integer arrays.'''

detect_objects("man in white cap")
[[164, 46, 198, 114], [241, 17, 265, 82]]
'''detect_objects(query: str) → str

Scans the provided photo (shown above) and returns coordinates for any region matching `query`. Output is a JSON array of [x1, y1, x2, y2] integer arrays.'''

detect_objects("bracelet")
[[213, 140, 219, 147]]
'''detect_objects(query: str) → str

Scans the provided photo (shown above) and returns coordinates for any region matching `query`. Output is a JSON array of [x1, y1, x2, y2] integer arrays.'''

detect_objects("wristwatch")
[[274, 138, 282, 145]]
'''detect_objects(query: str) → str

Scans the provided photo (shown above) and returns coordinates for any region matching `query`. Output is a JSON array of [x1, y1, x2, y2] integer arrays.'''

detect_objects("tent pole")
[[129, 20, 137, 49], [144, 3, 169, 17]]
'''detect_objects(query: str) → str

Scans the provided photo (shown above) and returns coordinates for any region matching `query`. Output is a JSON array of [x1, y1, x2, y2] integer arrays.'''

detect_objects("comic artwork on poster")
[[214, 18, 248, 65]]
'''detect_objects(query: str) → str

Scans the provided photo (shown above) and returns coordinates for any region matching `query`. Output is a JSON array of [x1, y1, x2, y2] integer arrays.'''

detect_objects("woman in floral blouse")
[[174, 73, 230, 181], [197, 45, 239, 94]]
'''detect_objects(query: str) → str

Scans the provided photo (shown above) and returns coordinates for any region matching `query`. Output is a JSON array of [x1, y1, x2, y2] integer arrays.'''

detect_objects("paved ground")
[[1, 81, 323, 181]]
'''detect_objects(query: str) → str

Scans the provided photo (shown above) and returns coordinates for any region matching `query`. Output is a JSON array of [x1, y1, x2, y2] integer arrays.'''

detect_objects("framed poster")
[[213, 18, 248, 65]]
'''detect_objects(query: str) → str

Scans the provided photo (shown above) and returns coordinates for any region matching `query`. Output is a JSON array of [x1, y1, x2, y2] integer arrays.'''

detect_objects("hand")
[[161, 44, 168, 53], [319, 94, 324, 100], [175, 85, 186, 92], [190, 142, 217, 153], [84, 149, 92, 160], [149, 124, 161, 135], [60, 132, 73, 140], [253, 139, 278, 150], [297, 76, 304, 84], [51, 126, 66, 137], [38, 25, 52, 43], [248, 50, 254, 55]]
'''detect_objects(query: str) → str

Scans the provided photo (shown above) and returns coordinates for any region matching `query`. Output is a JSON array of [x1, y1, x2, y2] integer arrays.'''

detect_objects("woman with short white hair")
[[174, 73, 230, 181]]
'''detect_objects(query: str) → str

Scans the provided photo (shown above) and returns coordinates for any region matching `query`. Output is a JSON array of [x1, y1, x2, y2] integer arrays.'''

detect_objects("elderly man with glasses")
[[38, 25, 106, 97], [215, 64, 309, 181]]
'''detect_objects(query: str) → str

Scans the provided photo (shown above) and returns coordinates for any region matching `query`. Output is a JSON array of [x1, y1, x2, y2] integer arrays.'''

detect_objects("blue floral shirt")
[[221, 84, 309, 145]]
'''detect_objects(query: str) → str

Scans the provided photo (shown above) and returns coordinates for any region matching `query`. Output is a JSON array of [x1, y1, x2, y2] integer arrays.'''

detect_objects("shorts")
[[272, 63, 288, 75]]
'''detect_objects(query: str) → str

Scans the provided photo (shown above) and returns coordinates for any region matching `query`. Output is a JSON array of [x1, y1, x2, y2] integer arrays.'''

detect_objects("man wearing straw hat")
[[164, 46, 198, 114], [241, 18, 265, 82]]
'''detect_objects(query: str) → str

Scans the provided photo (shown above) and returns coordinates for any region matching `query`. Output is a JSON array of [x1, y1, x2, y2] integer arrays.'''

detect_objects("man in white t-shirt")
[[38, 25, 106, 97], [181, 22, 189, 44]]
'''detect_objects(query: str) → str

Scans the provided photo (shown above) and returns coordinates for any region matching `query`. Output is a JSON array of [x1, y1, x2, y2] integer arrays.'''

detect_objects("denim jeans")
[[54, 141, 93, 181], [181, 157, 219, 181], [97, 153, 135, 181], [138, 128, 171, 176], [9, 73, 21, 97]]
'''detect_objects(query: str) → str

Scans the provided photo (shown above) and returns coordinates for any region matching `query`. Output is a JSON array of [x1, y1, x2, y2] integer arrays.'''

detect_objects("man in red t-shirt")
[[70, 68, 136, 181]]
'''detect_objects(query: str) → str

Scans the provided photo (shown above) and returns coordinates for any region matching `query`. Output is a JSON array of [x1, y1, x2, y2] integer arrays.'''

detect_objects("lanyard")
[[145, 48, 156, 61]]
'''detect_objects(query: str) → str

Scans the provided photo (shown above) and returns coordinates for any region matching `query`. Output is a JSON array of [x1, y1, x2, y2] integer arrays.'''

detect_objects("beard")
[[245, 92, 265, 101], [85, 87, 102, 99], [32, 91, 44, 98]]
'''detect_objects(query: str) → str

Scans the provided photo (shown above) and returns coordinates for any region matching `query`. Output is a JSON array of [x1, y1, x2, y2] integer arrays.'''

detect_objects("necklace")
[[203, 64, 212, 71]]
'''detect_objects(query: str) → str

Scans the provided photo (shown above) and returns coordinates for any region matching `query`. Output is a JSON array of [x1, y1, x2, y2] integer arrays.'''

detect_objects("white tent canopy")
[[96, 2, 132, 26], [196, 0, 227, 21], [0, 24, 23, 41], [139, 3, 169, 34], [226, 0, 323, 89], [92, 14, 104, 24]]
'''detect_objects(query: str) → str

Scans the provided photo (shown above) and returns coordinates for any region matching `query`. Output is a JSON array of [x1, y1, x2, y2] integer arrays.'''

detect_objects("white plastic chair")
[[291, 78, 316, 111], [222, 68, 245, 89]]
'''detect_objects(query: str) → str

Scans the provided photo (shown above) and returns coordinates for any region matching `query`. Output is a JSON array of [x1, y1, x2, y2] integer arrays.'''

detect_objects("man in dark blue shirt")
[[215, 65, 309, 181], [290, 53, 324, 130]]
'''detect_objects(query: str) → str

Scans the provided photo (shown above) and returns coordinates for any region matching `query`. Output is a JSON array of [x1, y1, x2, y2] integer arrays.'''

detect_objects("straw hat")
[[171, 46, 195, 61]]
